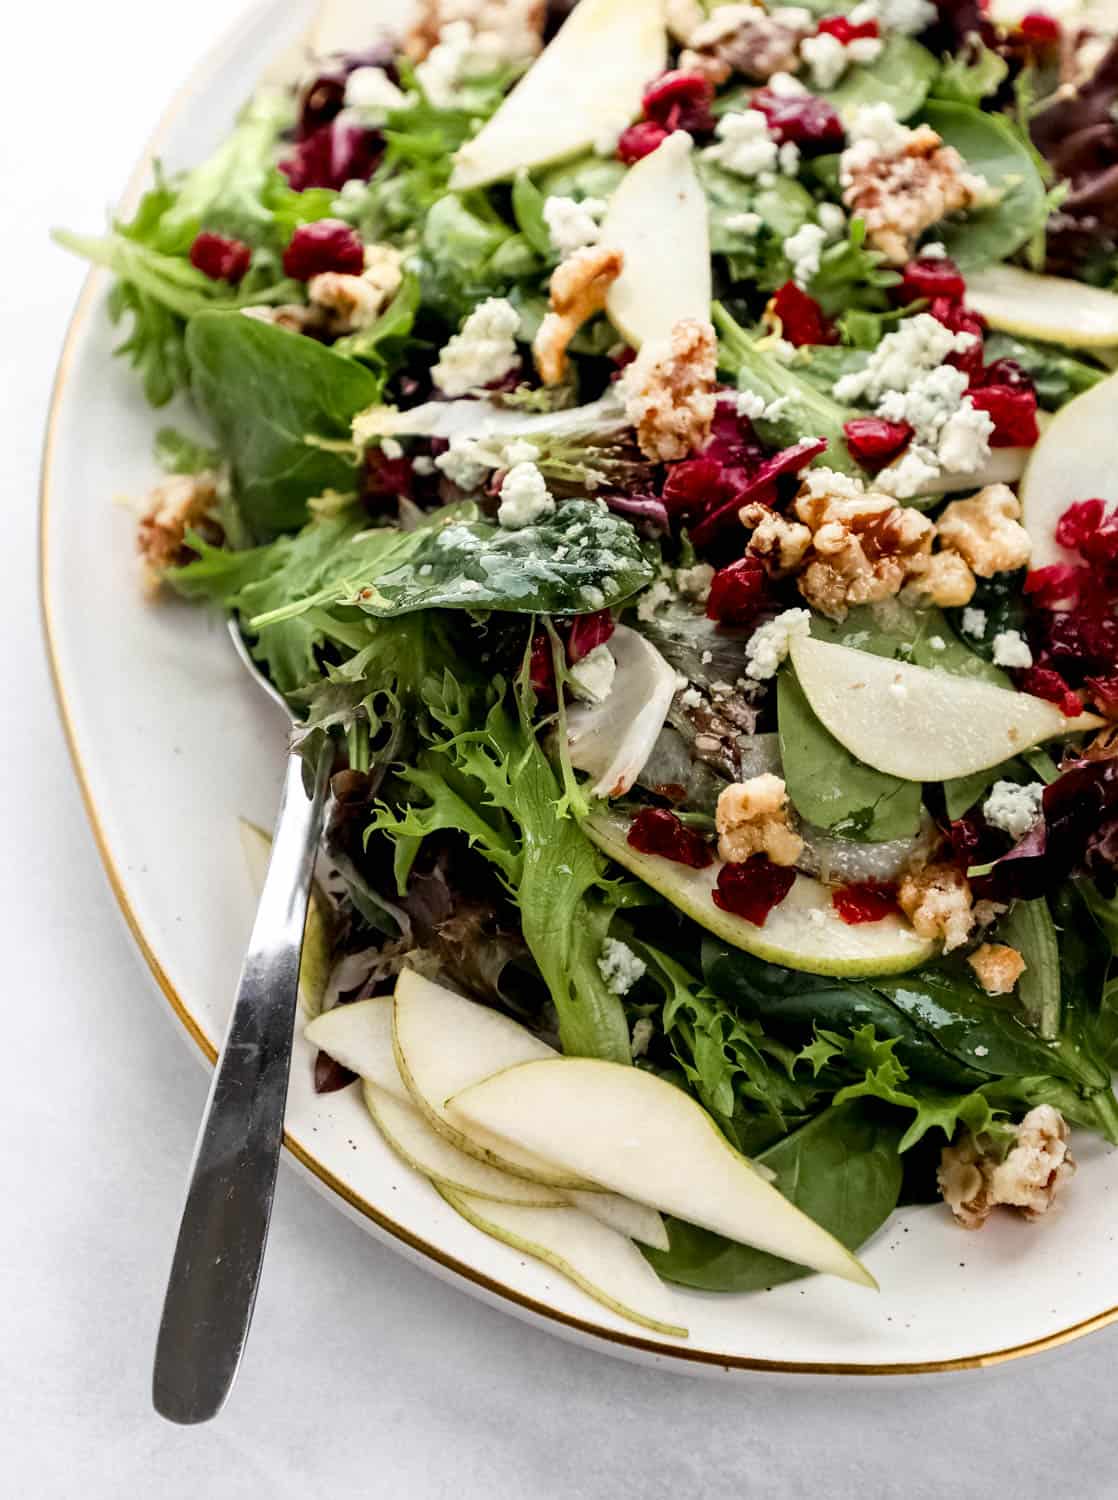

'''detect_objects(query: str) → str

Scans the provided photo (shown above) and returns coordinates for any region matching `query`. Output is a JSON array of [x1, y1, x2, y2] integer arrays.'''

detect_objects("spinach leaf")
[[946, 569, 1027, 664], [929, 43, 1008, 107], [920, 101, 1047, 271], [184, 310, 382, 537], [824, 36, 940, 121], [997, 897, 1061, 1037], [981, 332, 1106, 411], [943, 757, 1033, 821], [778, 668, 923, 840], [643, 1103, 904, 1293], [153, 426, 222, 476]]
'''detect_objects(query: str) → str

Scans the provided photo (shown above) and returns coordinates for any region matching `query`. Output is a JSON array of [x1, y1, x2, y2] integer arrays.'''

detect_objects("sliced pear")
[[438, 1188, 688, 1336], [565, 1191, 669, 1252], [567, 626, 680, 799], [362, 1082, 566, 1206], [240, 819, 333, 1018], [449, 0, 666, 190], [964, 265, 1118, 349], [877, 433, 1042, 499], [304, 996, 407, 1100], [393, 970, 594, 1189], [790, 635, 1102, 782], [449, 1060, 877, 1288], [600, 131, 712, 349], [584, 811, 935, 977], [1020, 372, 1118, 570]]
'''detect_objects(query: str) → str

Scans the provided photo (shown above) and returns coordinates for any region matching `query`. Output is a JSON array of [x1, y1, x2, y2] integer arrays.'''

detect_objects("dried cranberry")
[[1055, 498, 1108, 551], [967, 384, 1039, 448], [899, 255, 966, 302], [706, 557, 768, 626], [617, 121, 670, 163], [929, 296, 985, 377], [751, 91, 844, 152], [1086, 674, 1118, 715], [1035, 607, 1118, 679], [712, 857, 796, 926], [628, 808, 714, 869], [282, 219, 366, 280], [843, 416, 913, 467], [1024, 564, 1088, 609], [529, 632, 556, 704], [975, 358, 1033, 394], [832, 880, 899, 924], [363, 448, 413, 509], [771, 281, 838, 346], [662, 457, 726, 516], [189, 231, 252, 284], [817, 14, 879, 42], [567, 609, 615, 662], [949, 814, 990, 866], [1080, 519, 1118, 568], [1019, 10, 1061, 44], [1017, 665, 1083, 718], [280, 118, 382, 191], [691, 438, 828, 549], [641, 70, 715, 133]]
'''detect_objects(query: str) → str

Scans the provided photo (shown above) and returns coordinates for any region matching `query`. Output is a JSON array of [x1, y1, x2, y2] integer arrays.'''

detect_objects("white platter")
[[40, 0, 1118, 1377]]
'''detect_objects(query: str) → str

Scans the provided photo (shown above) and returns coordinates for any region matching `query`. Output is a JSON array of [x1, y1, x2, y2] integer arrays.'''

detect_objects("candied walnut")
[[842, 124, 989, 266], [404, 0, 545, 61], [904, 548, 977, 608], [308, 244, 404, 333], [898, 860, 974, 951], [620, 317, 718, 462], [681, 3, 807, 85], [240, 303, 316, 333], [935, 483, 1033, 578], [533, 245, 624, 386], [968, 942, 1027, 996], [740, 501, 812, 577], [782, 472, 936, 620], [137, 472, 221, 588], [716, 773, 804, 867], [938, 1106, 1075, 1230]]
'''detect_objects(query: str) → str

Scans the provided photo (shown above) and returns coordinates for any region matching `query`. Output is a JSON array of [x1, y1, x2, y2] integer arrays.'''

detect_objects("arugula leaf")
[[920, 101, 1047, 271], [644, 1102, 904, 1293], [824, 36, 940, 121], [184, 310, 382, 537], [808, 219, 901, 321]]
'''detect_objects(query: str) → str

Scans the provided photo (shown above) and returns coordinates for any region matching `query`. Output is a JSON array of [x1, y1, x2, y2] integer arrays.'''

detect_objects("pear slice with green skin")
[[1020, 371, 1118, 570], [304, 996, 402, 1097], [600, 131, 712, 350], [449, 0, 666, 191], [584, 811, 935, 977], [964, 265, 1118, 348], [790, 635, 1102, 782], [448, 1059, 877, 1289], [362, 1082, 568, 1207], [240, 819, 333, 1018], [437, 1187, 688, 1338], [393, 970, 596, 1190]]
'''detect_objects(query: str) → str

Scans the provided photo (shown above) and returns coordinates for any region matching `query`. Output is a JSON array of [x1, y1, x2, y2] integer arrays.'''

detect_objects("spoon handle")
[[153, 739, 332, 1424]]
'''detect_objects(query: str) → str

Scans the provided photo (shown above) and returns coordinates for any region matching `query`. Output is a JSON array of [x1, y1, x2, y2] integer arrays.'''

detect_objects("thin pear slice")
[[393, 970, 594, 1190], [240, 819, 333, 1018], [1021, 372, 1118, 570], [877, 434, 1040, 498], [965, 264, 1118, 348], [449, 1060, 877, 1288], [304, 997, 406, 1100], [584, 812, 935, 977], [449, 0, 666, 190], [438, 1187, 688, 1337], [567, 626, 680, 799], [566, 1191, 669, 1252], [600, 131, 712, 349], [790, 635, 1102, 782], [362, 1082, 566, 1206]]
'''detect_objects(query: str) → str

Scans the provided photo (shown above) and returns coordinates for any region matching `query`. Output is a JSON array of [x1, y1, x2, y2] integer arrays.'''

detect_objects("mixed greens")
[[61, 0, 1118, 1314]]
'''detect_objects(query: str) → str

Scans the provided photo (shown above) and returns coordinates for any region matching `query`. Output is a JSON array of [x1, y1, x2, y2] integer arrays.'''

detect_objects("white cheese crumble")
[[921, 240, 948, 259], [344, 66, 407, 114], [818, 201, 847, 238], [983, 780, 1044, 841], [630, 1016, 655, 1057], [497, 461, 554, 529], [768, 70, 809, 97], [800, 31, 849, 89], [542, 195, 608, 257], [415, 21, 475, 108], [431, 297, 521, 396], [785, 222, 827, 288], [435, 438, 490, 490], [745, 608, 812, 681], [675, 562, 716, 602], [840, 101, 912, 181], [636, 579, 675, 622], [725, 210, 763, 236], [928, 634, 946, 651], [380, 436, 404, 460], [736, 389, 790, 423], [834, 314, 976, 404], [961, 606, 987, 637], [707, 110, 781, 178], [679, 686, 704, 710], [569, 643, 617, 704], [853, 0, 937, 36], [992, 628, 1034, 669]]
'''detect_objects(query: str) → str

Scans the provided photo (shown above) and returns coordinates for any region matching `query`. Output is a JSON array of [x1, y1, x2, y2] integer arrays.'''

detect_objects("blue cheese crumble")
[[598, 938, 647, 997], [745, 608, 812, 681], [431, 297, 521, 396], [498, 461, 555, 529], [983, 780, 1044, 840], [992, 629, 1034, 669]]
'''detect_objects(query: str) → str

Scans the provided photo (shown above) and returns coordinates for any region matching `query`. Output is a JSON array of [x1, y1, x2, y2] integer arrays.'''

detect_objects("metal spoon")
[[152, 621, 333, 1425]]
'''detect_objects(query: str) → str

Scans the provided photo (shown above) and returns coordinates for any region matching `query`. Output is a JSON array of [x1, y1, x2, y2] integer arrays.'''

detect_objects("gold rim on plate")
[[38, 0, 1118, 1377]]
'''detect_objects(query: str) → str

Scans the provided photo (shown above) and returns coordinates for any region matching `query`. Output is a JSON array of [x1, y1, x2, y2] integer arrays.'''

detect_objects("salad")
[[58, 0, 1118, 1331]]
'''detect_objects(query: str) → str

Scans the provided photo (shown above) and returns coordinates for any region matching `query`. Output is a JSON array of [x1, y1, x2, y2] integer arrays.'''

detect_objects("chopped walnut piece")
[[938, 1106, 1075, 1230], [241, 303, 316, 333], [681, 3, 807, 84], [968, 942, 1027, 996], [740, 501, 812, 576], [898, 860, 974, 951], [842, 123, 989, 266], [404, 0, 545, 61], [137, 472, 221, 589], [533, 245, 624, 386], [904, 548, 977, 608], [620, 317, 718, 462], [716, 773, 804, 867], [935, 483, 1033, 578], [308, 243, 404, 333]]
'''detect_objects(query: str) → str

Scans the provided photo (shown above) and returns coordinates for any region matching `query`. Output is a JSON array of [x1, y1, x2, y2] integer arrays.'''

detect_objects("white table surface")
[[6, 3, 1118, 1493]]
